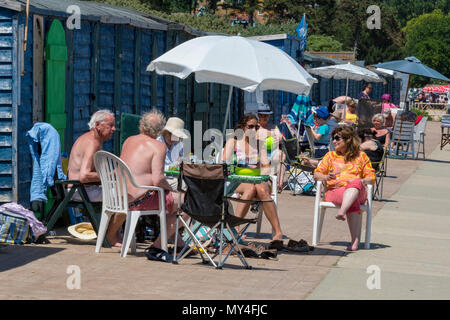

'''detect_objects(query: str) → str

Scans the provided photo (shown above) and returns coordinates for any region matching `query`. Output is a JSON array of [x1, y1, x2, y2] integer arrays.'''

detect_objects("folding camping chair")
[[440, 115, 450, 150], [389, 118, 415, 159], [371, 147, 387, 201], [172, 162, 257, 269]]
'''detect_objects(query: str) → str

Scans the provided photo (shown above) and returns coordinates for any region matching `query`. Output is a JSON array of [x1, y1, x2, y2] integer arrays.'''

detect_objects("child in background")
[[310, 106, 331, 158]]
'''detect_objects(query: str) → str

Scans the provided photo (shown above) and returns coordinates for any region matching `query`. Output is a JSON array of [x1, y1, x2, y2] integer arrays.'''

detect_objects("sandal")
[[284, 239, 312, 253], [242, 242, 278, 260], [268, 239, 284, 251], [145, 246, 173, 263]]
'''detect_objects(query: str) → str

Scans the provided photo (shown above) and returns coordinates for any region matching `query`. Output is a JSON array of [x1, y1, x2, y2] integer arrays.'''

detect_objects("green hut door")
[[45, 20, 67, 148]]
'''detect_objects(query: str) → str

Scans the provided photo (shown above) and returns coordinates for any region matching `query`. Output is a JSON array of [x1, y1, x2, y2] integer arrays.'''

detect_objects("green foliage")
[[383, 0, 449, 27], [410, 107, 431, 120], [403, 9, 450, 87], [307, 35, 342, 51]]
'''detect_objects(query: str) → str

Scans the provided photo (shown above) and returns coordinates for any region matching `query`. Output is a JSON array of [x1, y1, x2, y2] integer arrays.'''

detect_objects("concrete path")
[[308, 142, 450, 300]]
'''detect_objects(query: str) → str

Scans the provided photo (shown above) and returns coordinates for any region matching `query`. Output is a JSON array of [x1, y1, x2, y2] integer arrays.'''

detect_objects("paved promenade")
[[308, 130, 450, 299], [0, 121, 445, 300]]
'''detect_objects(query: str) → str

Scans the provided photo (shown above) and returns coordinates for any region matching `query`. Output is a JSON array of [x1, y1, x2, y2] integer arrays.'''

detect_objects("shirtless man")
[[68, 109, 120, 244], [120, 109, 185, 260], [68, 109, 115, 185]]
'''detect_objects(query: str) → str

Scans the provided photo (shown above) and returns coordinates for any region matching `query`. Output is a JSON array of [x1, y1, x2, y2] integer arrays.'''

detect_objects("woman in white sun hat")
[[157, 117, 189, 191]]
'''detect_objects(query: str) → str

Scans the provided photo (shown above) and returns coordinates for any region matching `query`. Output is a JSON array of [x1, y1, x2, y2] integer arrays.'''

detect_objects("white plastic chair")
[[93, 151, 167, 257], [312, 181, 373, 249], [255, 175, 278, 237], [413, 117, 427, 159]]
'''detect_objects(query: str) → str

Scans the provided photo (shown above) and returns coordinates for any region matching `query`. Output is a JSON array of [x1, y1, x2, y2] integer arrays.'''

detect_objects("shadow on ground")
[[329, 241, 391, 252], [0, 245, 64, 272]]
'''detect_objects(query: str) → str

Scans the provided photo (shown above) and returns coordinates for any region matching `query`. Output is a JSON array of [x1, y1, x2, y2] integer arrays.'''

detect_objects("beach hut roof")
[[0, 0, 214, 35]]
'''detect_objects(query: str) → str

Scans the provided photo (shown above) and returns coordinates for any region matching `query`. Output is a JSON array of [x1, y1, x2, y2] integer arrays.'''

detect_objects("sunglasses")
[[247, 124, 260, 130], [332, 135, 343, 141]]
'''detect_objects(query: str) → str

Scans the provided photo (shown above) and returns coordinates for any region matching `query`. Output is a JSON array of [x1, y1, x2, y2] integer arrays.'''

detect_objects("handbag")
[[0, 210, 34, 244]]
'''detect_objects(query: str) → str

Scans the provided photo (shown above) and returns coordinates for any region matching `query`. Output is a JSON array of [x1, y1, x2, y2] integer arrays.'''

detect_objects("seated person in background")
[[120, 109, 186, 257], [223, 113, 283, 242], [371, 113, 390, 148], [68, 109, 122, 246], [343, 99, 358, 125], [358, 128, 384, 170], [314, 125, 375, 251], [381, 93, 398, 128], [327, 108, 343, 148], [157, 117, 188, 192], [309, 106, 331, 158], [256, 103, 284, 190]]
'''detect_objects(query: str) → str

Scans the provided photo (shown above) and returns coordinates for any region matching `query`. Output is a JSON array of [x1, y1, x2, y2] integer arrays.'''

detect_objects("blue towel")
[[26, 123, 66, 202]]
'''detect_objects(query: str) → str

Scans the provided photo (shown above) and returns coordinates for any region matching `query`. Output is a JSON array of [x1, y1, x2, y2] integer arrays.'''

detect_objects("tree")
[[307, 35, 342, 51], [219, 0, 264, 26], [383, 0, 449, 27], [403, 9, 450, 87], [263, 0, 337, 35]]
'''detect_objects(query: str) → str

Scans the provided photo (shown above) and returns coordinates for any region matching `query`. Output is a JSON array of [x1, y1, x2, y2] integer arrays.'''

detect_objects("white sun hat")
[[68, 222, 97, 240], [163, 117, 188, 140]]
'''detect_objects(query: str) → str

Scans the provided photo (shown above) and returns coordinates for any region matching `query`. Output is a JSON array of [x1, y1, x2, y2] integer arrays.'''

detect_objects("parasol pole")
[[396, 74, 410, 156], [222, 85, 234, 137], [343, 76, 349, 120]]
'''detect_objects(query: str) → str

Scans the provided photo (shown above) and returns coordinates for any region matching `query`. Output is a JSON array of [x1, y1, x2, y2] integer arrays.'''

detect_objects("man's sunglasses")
[[332, 135, 343, 141], [247, 124, 260, 130]]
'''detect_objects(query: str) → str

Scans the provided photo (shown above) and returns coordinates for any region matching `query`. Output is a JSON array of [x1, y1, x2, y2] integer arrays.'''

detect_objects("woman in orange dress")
[[314, 125, 376, 251]]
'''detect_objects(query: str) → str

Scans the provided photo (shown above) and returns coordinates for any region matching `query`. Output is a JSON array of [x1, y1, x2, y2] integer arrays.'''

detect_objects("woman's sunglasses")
[[332, 135, 343, 141], [247, 124, 260, 130]]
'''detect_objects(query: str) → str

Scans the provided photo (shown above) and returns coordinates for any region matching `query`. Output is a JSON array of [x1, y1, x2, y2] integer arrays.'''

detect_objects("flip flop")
[[145, 247, 173, 263]]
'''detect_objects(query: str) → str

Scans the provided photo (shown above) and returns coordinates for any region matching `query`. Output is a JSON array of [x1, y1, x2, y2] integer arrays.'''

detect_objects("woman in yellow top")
[[314, 125, 376, 251], [343, 99, 358, 125]]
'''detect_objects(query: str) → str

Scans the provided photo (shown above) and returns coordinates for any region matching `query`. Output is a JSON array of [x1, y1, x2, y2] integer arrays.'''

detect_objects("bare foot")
[[107, 234, 123, 248], [112, 242, 123, 248], [346, 241, 359, 251], [272, 233, 284, 241], [336, 212, 346, 221]]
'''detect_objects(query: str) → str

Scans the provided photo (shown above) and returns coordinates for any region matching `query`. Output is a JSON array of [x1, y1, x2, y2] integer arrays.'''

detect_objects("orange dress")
[[315, 151, 376, 190]]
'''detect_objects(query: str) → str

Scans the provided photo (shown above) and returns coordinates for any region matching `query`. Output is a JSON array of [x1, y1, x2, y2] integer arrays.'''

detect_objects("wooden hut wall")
[[66, 22, 167, 155], [0, 8, 17, 204], [17, 12, 33, 206]]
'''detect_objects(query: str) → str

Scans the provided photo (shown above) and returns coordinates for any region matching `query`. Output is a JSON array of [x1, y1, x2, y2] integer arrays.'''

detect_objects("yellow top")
[[345, 108, 357, 122], [314, 151, 376, 190]]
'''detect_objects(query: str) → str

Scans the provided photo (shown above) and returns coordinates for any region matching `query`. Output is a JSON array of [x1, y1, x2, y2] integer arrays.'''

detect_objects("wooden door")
[[45, 19, 67, 147]]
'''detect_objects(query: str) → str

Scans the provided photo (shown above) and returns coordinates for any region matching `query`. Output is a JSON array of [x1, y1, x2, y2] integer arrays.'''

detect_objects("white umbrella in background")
[[308, 62, 385, 99], [147, 35, 317, 134]]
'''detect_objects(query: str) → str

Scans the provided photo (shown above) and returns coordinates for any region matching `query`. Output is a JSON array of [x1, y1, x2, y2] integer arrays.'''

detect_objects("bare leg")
[[336, 188, 359, 221], [233, 183, 256, 219], [106, 213, 127, 247], [277, 152, 286, 190], [346, 212, 362, 251], [152, 212, 185, 249], [255, 183, 283, 240]]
